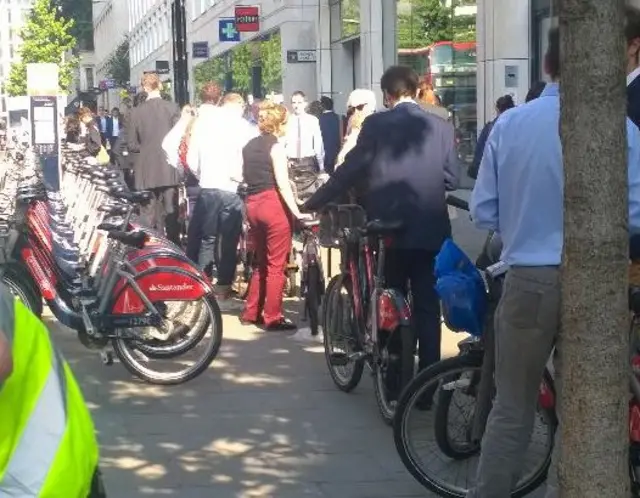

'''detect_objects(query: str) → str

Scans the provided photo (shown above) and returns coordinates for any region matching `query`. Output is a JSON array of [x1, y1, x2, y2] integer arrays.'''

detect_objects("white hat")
[[347, 89, 376, 109]]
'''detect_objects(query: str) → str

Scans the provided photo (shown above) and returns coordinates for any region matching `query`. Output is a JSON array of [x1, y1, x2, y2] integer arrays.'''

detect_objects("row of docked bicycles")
[[0, 142, 222, 385], [313, 197, 640, 496]]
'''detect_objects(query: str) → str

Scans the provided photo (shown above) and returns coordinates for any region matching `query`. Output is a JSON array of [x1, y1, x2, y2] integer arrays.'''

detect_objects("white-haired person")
[[335, 89, 377, 169]]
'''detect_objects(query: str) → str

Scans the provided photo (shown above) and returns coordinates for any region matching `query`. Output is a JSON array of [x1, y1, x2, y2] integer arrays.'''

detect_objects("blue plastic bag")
[[435, 238, 487, 337]]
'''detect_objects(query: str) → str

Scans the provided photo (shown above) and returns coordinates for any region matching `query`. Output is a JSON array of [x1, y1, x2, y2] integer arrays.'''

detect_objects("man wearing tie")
[[286, 91, 325, 202], [95, 108, 112, 146]]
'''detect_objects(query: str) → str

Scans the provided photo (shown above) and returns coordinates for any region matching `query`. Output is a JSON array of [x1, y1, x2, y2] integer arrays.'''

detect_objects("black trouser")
[[186, 188, 243, 286], [384, 248, 442, 371], [88, 467, 107, 497]]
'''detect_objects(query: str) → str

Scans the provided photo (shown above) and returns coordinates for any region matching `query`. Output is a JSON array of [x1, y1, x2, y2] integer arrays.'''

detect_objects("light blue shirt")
[[471, 83, 640, 266]]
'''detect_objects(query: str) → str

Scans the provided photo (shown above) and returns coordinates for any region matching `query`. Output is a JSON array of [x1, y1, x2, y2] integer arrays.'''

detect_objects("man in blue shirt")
[[469, 27, 640, 497]]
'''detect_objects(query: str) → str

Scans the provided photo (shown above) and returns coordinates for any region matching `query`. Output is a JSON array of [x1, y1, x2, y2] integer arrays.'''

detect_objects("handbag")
[[96, 145, 110, 165]]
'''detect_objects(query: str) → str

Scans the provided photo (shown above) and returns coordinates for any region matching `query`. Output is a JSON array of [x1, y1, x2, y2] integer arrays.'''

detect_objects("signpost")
[[26, 63, 60, 192], [219, 18, 240, 42], [234, 6, 260, 32], [192, 41, 210, 59], [286, 50, 317, 63]]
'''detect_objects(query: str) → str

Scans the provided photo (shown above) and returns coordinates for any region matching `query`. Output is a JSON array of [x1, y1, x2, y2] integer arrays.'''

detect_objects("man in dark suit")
[[627, 7, 640, 129], [95, 108, 112, 146], [303, 66, 460, 381], [128, 73, 181, 243], [318, 96, 343, 174]]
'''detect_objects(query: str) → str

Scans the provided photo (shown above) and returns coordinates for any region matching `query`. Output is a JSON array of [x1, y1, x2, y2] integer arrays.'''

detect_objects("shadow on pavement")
[[48, 311, 428, 498]]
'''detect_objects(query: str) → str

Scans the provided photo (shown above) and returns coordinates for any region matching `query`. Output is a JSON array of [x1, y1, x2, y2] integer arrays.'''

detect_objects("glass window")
[[340, 0, 360, 39], [396, 0, 478, 167], [85, 67, 94, 89]]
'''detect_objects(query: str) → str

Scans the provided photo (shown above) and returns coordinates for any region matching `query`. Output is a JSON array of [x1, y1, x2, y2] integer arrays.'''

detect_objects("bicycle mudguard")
[[125, 247, 202, 275], [111, 266, 213, 314], [21, 245, 57, 299], [378, 288, 411, 331]]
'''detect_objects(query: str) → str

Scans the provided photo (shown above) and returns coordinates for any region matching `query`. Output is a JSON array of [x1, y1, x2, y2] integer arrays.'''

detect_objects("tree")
[[260, 32, 283, 93], [5, 0, 77, 96], [558, 0, 629, 496], [105, 38, 130, 88], [54, 0, 92, 51]]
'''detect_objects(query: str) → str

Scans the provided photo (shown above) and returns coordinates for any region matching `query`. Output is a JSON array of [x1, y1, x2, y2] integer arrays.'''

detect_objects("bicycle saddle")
[[363, 219, 404, 235], [97, 203, 129, 216], [111, 190, 153, 205], [107, 229, 147, 249]]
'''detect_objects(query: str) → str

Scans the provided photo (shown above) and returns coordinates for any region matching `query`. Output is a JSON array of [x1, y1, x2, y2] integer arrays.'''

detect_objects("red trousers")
[[242, 189, 293, 325]]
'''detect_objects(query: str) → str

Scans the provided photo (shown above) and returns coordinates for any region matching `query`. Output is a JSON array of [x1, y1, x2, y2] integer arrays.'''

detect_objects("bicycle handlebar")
[[446, 194, 470, 212]]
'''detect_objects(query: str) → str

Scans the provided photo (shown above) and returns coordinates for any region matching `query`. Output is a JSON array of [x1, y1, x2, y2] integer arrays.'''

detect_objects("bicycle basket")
[[318, 204, 367, 248], [435, 238, 487, 337]]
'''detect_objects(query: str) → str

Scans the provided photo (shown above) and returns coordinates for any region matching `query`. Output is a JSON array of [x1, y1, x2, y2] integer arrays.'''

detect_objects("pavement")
[[48, 197, 494, 498]]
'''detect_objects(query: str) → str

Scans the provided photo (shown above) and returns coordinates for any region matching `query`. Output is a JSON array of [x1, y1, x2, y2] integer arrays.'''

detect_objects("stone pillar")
[[476, 0, 530, 126], [316, 0, 333, 96], [359, 0, 384, 105], [280, 20, 318, 99]]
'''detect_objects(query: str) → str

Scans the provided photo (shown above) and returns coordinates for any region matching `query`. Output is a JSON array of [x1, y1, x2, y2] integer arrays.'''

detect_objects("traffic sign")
[[219, 19, 240, 42]]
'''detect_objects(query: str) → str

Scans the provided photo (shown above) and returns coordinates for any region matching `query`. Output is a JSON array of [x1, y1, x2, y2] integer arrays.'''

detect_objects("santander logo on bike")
[[148, 283, 195, 293]]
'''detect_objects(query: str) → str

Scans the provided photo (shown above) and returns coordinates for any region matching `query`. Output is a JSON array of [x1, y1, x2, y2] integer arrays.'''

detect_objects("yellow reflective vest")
[[0, 293, 99, 497]]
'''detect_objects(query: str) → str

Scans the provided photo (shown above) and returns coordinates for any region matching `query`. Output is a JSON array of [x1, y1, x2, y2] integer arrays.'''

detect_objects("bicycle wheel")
[[112, 294, 223, 385], [1, 263, 42, 317], [322, 274, 342, 330], [323, 274, 365, 392], [393, 354, 555, 498], [305, 263, 322, 336]]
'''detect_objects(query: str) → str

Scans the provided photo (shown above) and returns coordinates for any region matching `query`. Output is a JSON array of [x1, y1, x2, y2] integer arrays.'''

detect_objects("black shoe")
[[240, 316, 264, 326], [264, 318, 297, 331]]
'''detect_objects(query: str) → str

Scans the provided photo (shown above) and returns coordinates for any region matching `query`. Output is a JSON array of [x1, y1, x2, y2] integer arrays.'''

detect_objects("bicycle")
[[319, 204, 414, 425], [393, 195, 640, 497], [2, 145, 223, 385]]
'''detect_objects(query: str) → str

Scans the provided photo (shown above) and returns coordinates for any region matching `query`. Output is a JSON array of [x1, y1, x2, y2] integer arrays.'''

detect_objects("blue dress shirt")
[[471, 83, 640, 266]]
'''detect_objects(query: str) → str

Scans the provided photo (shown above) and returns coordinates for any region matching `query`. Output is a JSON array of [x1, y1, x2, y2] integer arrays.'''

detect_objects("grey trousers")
[[468, 266, 560, 498]]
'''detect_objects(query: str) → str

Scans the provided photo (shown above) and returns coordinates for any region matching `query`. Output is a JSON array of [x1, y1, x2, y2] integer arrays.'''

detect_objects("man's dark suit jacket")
[[128, 97, 180, 190], [629, 74, 640, 130], [304, 102, 460, 251], [319, 111, 342, 174]]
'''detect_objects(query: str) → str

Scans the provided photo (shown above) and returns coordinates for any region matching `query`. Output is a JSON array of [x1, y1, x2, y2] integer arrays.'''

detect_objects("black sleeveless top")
[[243, 134, 279, 195]]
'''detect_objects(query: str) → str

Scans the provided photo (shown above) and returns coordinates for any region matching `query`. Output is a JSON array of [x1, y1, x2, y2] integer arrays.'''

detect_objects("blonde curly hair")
[[258, 101, 288, 136]]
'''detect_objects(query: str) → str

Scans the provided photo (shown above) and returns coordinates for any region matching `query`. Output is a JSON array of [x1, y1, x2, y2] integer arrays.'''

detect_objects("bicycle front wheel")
[[393, 354, 554, 498], [305, 263, 322, 337]]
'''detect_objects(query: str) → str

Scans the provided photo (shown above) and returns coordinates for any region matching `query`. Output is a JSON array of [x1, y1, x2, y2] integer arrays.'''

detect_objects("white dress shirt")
[[112, 117, 119, 137], [187, 104, 258, 192], [284, 112, 325, 169], [629, 66, 640, 87]]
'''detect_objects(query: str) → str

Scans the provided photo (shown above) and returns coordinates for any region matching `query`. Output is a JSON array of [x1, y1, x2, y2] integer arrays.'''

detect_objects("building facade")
[[128, 0, 173, 95], [0, 0, 33, 119], [93, 0, 130, 109]]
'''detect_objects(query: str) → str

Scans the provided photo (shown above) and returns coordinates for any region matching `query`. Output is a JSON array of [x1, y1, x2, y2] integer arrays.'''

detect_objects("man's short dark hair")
[[496, 95, 515, 113], [545, 27, 560, 80], [292, 90, 306, 99], [320, 96, 334, 111], [200, 82, 222, 104], [626, 7, 640, 43], [525, 81, 547, 102], [380, 65, 420, 100]]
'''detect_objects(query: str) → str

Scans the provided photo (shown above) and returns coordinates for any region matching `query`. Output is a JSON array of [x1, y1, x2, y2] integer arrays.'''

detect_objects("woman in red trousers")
[[241, 102, 310, 330]]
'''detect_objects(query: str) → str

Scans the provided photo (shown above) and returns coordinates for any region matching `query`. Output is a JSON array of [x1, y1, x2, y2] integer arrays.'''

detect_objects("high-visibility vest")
[[0, 294, 99, 497]]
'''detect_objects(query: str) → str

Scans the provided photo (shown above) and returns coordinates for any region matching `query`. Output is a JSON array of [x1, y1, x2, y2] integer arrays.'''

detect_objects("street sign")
[[235, 6, 259, 32], [192, 41, 210, 59], [156, 60, 170, 75], [105, 78, 116, 89], [286, 50, 317, 63], [219, 18, 240, 42]]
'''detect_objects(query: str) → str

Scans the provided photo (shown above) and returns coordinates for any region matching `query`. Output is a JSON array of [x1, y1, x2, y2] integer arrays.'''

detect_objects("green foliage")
[[397, 0, 476, 49], [54, 0, 92, 51], [105, 38, 131, 88], [193, 31, 283, 101], [6, 0, 78, 96]]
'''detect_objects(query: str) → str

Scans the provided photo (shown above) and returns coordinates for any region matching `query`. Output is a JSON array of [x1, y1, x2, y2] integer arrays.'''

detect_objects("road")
[[49, 199, 515, 498]]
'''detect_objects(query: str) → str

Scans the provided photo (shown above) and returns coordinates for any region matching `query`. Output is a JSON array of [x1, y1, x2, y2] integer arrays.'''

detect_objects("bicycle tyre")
[[323, 274, 364, 392], [112, 293, 223, 385], [393, 354, 554, 498], [2, 262, 42, 317], [322, 274, 342, 330], [305, 263, 321, 337]]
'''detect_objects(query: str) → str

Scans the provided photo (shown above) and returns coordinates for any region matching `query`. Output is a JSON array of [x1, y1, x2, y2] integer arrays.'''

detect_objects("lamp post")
[[171, 0, 189, 106]]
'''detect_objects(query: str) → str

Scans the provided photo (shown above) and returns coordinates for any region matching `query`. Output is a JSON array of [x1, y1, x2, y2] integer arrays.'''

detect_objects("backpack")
[[434, 238, 487, 337]]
